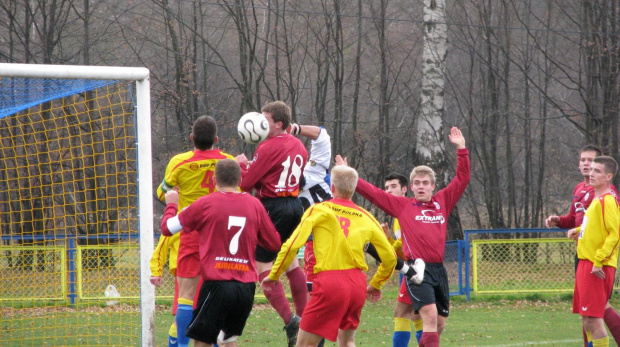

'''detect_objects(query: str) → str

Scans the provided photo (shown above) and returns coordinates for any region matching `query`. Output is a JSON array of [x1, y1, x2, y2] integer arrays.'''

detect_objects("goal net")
[[0, 64, 154, 346]]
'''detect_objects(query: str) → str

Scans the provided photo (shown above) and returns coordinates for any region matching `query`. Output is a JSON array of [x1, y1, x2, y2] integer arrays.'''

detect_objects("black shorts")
[[186, 281, 256, 344], [255, 197, 303, 262], [406, 262, 450, 317]]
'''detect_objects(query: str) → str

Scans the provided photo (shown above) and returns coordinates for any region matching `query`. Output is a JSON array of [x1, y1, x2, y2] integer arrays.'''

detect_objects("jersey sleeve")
[[556, 210, 577, 229], [367, 221, 397, 290], [356, 178, 407, 217], [150, 234, 172, 277], [160, 204, 180, 237], [268, 206, 317, 280], [556, 184, 580, 229], [156, 157, 180, 201], [239, 145, 267, 193], [309, 129, 331, 171], [440, 148, 471, 210], [594, 195, 620, 267]]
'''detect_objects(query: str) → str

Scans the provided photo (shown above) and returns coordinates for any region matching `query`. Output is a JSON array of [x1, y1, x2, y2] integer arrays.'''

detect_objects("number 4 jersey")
[[240, 133, 309, 198], [161, 191, 282, 283], [156, 148, 235, 209]]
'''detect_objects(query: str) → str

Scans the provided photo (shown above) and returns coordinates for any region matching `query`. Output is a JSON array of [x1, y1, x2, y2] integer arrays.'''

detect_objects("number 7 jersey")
[[239, 133, 308, 198]]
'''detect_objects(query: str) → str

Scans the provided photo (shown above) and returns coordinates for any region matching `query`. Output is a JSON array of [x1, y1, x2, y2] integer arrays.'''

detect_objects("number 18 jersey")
[[240, 134, 308, 199]]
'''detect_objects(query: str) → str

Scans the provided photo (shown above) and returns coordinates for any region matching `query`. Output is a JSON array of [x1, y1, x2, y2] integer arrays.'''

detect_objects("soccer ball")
[[238, 112, 269, 144]]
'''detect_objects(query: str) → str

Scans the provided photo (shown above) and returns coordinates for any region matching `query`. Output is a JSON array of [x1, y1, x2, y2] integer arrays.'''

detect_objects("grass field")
[[153, 275, 619, 346], [3, 273, 620, 346]]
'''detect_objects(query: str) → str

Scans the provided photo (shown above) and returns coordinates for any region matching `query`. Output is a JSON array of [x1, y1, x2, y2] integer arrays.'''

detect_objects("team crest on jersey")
[[309, 160, 316, 166], [433, 201, 441, 209], [190, 163, 199, 171], [584, 192, 590, 202]]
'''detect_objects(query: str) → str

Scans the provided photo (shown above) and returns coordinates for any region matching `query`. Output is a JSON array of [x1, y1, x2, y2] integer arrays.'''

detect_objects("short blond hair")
[[410, 165, 436, 184], [331, 166, 358, 199]]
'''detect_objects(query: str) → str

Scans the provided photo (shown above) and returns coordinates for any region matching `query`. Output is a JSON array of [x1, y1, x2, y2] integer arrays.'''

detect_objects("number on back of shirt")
[[228, 216, 246, 255], [275, 155, 304, 188], [201, 170, 215, 193]]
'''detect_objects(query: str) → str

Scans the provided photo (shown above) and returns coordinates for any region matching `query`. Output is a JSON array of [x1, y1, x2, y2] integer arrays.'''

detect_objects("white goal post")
[[0, 63, 155, 346]]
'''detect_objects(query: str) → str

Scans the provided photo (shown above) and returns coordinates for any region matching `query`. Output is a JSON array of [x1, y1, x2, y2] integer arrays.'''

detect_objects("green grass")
[[152, 285, 619, 346], [4, 278, 620, 346]]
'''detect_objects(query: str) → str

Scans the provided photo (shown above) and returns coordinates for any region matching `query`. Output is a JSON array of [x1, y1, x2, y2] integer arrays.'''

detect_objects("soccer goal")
[[0, 63, 155, 346]]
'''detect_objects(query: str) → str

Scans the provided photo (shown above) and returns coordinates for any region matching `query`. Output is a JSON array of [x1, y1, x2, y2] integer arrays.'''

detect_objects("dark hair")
[[580, 144, 603, 157], [593, 156, 618, 177], [384, 172, 408, 188], [261, 101, 291, 129], [215, 159, 241, 188], [192, 116, 217, 150]]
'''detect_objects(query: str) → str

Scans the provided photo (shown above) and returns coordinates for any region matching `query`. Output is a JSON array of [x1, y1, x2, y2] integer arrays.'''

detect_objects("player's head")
[[215, 159, 241, 189], [590, 156, 618, 189], [384, 172, 408, 197], [330, 165, 358, 200], [409, 165, 436, 202], [579, 144, 603, 179], [191, 115, 218, 150], [262, 101, 291, 137]]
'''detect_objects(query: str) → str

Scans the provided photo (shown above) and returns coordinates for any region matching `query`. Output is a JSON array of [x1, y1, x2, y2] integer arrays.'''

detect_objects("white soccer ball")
[[237, 112, 269, 145]]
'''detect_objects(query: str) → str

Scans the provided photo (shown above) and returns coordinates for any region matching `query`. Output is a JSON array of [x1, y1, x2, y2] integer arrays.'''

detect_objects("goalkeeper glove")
[[287, 123, 301, 136], [400, 258, 425, 285]]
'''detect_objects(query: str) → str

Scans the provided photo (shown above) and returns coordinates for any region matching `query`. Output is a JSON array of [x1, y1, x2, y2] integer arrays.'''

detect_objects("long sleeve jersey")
[[269, 198, 396, 290], [356, 148, 470, 263], [150, 232, 179, 276], [161, 191, 282, 282], [151, 148, 235, 277], [556, 181, 593, 229], [298, 128, 332, 207], [557, 182, 619, 229], [577, 193, 620, 268], [239, 133, 308, 198]]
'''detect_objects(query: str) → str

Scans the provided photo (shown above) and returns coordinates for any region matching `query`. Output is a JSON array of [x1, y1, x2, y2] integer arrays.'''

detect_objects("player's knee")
[[177, 276, 200, 298], [437, 317, 446, 335], [393, 302, 413, 318]]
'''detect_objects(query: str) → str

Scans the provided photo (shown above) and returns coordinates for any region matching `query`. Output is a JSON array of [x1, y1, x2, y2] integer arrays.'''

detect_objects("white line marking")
[[476, 340, 581, 347]]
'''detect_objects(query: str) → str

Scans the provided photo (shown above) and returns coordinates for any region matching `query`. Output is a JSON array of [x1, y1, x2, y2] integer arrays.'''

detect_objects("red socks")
[[286, 267, 308, 316], [419, 332, 439, 347], [604, 307, 620, 344], [259, 270, 293, 324]]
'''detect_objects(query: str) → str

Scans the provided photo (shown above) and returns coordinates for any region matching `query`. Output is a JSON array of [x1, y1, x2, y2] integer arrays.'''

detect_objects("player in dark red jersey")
[[161, 159, 281, 347], [336, 126, 470, 347], [545, 145, 620, 346], [235, 101, 308, 346]]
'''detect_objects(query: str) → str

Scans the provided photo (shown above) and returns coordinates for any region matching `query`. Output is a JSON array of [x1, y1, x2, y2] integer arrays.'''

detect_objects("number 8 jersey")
[[240, 133, 308, 198]]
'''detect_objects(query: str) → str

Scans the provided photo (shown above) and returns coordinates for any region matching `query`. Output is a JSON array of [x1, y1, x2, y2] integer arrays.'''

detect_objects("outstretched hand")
[[335, 154, 348, 166], [448, 127, 466, 149]]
